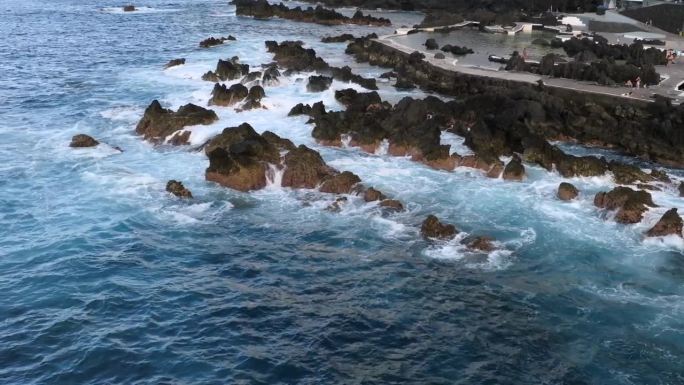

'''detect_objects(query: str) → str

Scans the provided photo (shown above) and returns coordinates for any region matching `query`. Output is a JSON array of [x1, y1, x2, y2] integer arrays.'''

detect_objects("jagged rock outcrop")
[[70, 134, 99, 148], [266, 41, 377, 89], [421, 215, 457, 239], [204, 123, 400, 207], [166, 180, 193, 198], [594, 186, 657, 224], [235, 0, 391, 26], [646, 208, 683, 237], [135, 100, 218, 143], [557, 182, 579, 201], [209, 83, 249, 107], [202, 57, 249, 82], [164, 58, 185, 69], [240, 85, 266, 110]]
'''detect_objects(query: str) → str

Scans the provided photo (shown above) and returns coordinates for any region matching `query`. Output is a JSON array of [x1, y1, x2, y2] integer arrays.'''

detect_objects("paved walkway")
[[377, 32, 684, 103]]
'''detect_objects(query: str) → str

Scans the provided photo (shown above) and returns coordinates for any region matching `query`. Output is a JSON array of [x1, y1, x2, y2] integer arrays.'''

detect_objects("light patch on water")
[[440, 131, 473, 156]]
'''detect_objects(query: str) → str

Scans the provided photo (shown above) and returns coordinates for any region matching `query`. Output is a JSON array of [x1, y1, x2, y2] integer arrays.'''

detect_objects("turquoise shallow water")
[[1, 1, 684, 384]]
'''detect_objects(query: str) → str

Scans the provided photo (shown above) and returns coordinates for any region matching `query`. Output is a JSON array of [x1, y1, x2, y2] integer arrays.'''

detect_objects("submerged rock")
[[322, 34, 355, 43], [434, 52, 446, 59], [679, 182, 684, 197], [467, 236, 495, 252], [646, 208, 683, 237], [123, 5, 135, 12], [594, 186, 657, 224], [379, 199, 404, 211], [421, 215, 457, 239], [135, 100, 218, 143], [69, 134, 99, 148], [557, 182, 579, 201], [166, 180, 193, 198], [164, 58, 185, 69]]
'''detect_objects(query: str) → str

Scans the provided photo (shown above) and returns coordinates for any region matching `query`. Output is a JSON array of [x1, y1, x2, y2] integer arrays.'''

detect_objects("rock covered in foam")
[[557, 182, 579, 201], [307, 75, 333, 92], [166, 180, 193, 198], [421, 215, 457, 239], [502, 154, 525, 181], [646, 208, 683, 237], [70, 134, 99, 148], [594, 186, 657, 224]]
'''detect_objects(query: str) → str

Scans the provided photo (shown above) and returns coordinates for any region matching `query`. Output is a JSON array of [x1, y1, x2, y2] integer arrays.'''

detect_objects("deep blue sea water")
[[1, 1, 684, 384]]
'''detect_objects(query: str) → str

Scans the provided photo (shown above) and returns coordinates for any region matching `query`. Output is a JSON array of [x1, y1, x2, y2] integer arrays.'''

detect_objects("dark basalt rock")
[[650, 168, 670, 183], [307, 75, 333, 92], [421, 215, 457, 239], [288, 101, 326, 119], [164, 58, 186, 69], [502, 154, 525, 181], [202, 58, 249, 82], [123, 5, 135, 12], [166, 180, 193, 198], [646, 208, 683, 237], [205, 123, 280, 192], [558, 182, 579, 201], [240, 86, 267, 111], [209, 83, 249, 107], [425, 38, 439, 50], [199, 36, 235, 48], [262, 65, 281, 86], [282, 145, 336, 189], [235, 0, 391, 26], [266, 40, 328, 72], [241, 71, 263, 86], [434, 52, 445, 59], [441, 44, 474, 55], [136, 100, 218, 143], [70, 134, 99, 148], [594, 186, 657, 224], [679, 182, 684, 197], [266, 41, 376, 90]]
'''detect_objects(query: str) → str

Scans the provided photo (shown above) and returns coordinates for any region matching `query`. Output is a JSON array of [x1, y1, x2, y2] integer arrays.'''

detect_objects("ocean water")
[[1, 1, 684, 384]]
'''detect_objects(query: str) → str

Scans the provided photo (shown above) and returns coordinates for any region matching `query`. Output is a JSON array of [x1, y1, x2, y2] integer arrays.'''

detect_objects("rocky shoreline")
[[234, 0, 391, 26], [346, 37, 684, 167], [117, 20, 684, 245]]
